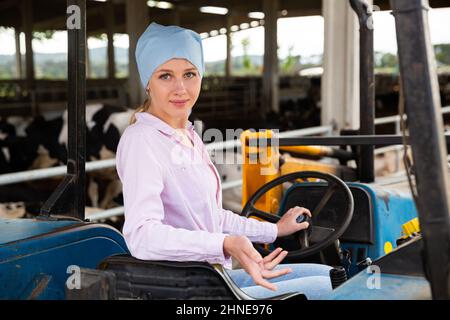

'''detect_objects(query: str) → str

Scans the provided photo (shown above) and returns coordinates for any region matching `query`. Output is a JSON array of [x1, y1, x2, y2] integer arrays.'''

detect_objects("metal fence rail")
[[374, 106, 450, 173], [0, 158, 116, 186]]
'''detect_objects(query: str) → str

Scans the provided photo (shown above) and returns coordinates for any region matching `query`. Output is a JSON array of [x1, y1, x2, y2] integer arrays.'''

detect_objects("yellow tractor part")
[[396, 218, 421, 246], [280, 154, 351, 178], [279, 145, 336, 158], [401, 217, 420, 237], [240, 130, 356, 215], [241, 130, 282, 215]]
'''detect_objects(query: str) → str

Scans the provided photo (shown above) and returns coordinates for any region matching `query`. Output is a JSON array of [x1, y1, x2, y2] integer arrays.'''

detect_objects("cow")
[[0, 114, 66, 173], [58, 103, 132, 161], [0, 202, 27, 219], [58, 104, 133, 210], [0, 115, 65, 216], [0, 104, 133, 222]]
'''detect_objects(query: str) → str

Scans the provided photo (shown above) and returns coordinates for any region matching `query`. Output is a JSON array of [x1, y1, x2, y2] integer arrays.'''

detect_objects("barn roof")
[[0, 0, 448, 36]]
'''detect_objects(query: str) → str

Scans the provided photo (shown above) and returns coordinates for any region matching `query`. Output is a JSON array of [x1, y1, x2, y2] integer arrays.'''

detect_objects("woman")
[[116, 22, 332, 299]]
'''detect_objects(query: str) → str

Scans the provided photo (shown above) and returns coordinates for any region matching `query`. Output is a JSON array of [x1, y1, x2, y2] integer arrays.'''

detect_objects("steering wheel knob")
[[296, 214, 309, 224], [296, 214, 312, 238]]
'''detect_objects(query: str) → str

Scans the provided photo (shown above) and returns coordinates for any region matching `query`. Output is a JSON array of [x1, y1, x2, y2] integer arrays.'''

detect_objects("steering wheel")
[[242, 171, 354, 259]]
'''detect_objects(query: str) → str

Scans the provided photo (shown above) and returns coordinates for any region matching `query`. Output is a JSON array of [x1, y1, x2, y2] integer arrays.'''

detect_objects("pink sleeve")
[[116, 127, 227, 265], [218, 208, 278, 244]]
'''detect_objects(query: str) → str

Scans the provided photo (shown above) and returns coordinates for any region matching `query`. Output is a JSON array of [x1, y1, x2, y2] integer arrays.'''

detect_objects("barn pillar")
[[322, 0, 362, 131], [15, 28, 23, 78], [262, 0, 279, 116], [225, 14, 233, 77], [106, 0, 116, 80], [126, 0, 148, 108], [86, 41, 91, 78], [22, 0, 34, 93]]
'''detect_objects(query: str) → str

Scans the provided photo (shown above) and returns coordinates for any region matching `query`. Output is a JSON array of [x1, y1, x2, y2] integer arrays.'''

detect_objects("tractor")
[[0, 0, 448, 300]]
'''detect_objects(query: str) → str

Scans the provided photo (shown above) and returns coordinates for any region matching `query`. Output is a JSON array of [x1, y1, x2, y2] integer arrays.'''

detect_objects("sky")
[[0, 7, 449, 61]]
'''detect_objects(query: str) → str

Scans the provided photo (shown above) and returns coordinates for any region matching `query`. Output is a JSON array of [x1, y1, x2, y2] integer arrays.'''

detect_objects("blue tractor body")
[[279, 182, 418, 276], [325, 270, 431, 300], [340, 183, 418, 275], [0, 218, 128, 299]]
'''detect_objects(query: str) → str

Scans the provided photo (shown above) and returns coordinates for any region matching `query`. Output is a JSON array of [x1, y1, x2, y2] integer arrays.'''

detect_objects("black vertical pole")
[[39, 0, 86, 220], [391, 0, 450, 299], [67, 0, 86, 220], [350, 0, 375, 183]]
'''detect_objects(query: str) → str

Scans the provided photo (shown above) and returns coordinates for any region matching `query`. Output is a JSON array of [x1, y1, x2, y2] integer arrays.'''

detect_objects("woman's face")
[[147, 58, 201, 121]]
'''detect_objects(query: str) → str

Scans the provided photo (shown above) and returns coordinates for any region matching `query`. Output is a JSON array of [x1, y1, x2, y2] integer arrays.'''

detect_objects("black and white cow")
[[58, 104, 133, 209], [0, 114, 66, 174], [0, 104, 134, 219], [0, 202, 26, 219], [58, 103, 133, 161], [0, 114, 68, 217]]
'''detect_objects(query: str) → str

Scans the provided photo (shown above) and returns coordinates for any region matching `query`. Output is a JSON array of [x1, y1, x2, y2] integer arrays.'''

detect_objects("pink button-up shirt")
[[115, 112, 278, 269]]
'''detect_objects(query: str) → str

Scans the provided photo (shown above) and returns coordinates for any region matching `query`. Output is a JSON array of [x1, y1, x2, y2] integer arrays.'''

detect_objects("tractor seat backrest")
[[98, 254, 305, 300], [98, 254, 235, 300]]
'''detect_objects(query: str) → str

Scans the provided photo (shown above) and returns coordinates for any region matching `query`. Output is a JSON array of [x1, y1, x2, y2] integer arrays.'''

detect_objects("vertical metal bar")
[[391, 0, 450, 299], [395, 117, 401, 171], [68, 0, 86, 220], [39, 0, 86, 220], [106, 0, 116, 80], [350, 0, 375, 183]]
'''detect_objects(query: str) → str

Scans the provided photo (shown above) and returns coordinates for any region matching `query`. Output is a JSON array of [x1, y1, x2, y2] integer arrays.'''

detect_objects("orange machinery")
[[240, 130, 357, 215]]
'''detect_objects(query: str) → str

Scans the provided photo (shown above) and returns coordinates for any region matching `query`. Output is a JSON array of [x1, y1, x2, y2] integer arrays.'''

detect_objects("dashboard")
[[279, 184, 374, 244]]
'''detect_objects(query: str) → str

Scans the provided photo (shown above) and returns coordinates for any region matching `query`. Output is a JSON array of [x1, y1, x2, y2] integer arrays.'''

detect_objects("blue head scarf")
[[135, 22, 205, 89]]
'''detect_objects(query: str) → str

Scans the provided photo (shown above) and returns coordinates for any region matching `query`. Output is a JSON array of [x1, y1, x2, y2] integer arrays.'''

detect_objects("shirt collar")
[[135, 112, 194, 137]]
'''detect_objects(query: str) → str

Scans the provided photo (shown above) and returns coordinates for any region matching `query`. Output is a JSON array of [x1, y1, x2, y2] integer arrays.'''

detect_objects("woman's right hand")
[[223, 235, 292, 291]]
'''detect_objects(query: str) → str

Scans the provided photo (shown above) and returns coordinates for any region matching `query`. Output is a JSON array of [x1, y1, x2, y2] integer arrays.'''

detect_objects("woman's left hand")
[[276, 206, 312, 237]]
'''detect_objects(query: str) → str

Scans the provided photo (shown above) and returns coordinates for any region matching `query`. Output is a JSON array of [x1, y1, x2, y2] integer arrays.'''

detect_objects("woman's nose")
[[173, 78, 187, 95]]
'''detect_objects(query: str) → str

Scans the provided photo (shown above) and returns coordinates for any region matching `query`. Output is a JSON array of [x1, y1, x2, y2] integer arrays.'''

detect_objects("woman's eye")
[[159, 73, 171, 80], [185, 72, 196, 79]]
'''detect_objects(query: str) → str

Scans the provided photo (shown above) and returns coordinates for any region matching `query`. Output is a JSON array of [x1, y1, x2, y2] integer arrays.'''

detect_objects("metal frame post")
[[39, 0, 86, 221], [350, 0, 375, 183], [391, 0, 450, 299]]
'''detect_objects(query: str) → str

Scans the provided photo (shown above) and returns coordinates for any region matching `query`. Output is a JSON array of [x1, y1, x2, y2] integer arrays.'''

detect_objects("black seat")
[[95, 254, 306, 300]]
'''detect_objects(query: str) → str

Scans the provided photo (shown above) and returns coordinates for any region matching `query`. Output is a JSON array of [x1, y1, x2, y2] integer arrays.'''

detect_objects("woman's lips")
[[170, 99, 189, 107]]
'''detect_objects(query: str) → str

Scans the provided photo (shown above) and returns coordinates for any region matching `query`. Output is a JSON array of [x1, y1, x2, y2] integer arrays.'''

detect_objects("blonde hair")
[[129, 98, 151, 125]]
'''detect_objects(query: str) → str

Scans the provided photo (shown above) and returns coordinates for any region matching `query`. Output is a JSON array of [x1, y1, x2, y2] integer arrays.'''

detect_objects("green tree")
[[33, 30, 56, 41], [376, 52, 398, 68], [241, 37, 253, 71], [375, 51, 398, 73], [435, 44, 450, 66], [281, 45, 297, 74]]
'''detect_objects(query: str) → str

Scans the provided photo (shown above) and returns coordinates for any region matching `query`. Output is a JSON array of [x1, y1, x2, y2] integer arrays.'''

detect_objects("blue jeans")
[[226, 263, 333, 300]]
